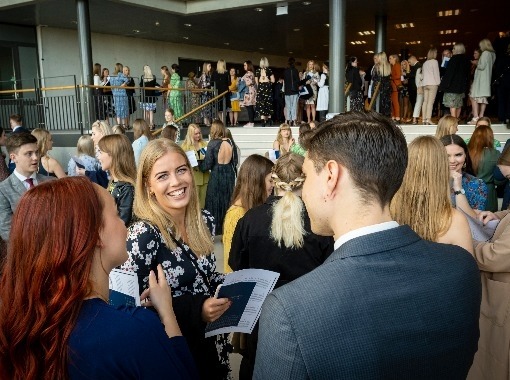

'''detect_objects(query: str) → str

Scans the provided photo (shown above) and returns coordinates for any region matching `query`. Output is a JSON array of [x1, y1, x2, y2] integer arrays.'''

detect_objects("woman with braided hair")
[[228, 152, 333, 380]]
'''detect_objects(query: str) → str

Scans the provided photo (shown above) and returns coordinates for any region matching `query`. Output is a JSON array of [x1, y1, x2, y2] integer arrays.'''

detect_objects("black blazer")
[[439, 54, 471, 94]]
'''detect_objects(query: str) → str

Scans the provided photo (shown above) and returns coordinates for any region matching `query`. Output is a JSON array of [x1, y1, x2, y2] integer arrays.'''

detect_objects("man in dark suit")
[[9, 114, 28, 134], [0, 133, 52, 242], [254, 111, 481, 379], [8, 114, 29, 173]]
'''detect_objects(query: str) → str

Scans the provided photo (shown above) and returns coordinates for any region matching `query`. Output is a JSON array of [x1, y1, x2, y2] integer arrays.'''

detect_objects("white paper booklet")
[[458, 208, 500, 242], [108, 269, 141, 307], [185, 150, 199, 167], [205, 269, 280, 338]]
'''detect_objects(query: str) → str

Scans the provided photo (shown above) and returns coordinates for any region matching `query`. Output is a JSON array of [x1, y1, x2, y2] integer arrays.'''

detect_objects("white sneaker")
[[244, 123, 254, 127]]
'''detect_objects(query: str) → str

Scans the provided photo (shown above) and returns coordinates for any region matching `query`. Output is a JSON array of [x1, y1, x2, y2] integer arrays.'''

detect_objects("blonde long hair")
[[134, 139, 214, 255], [435, 115, 458, 139], [181, 123, 206, 151], [390, 136, 452, 241], [31, 128, 52, 157], [377, 52, 391, 77], [270, 153, 306, 249]]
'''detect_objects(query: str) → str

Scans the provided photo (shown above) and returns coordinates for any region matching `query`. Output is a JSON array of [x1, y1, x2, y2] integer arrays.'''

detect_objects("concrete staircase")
[[229, 123, 510, 164], [41, 122, 510, 169]]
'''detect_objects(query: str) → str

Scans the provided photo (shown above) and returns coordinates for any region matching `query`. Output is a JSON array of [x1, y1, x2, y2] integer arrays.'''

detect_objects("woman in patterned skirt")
[[255, 57, 275, 126]]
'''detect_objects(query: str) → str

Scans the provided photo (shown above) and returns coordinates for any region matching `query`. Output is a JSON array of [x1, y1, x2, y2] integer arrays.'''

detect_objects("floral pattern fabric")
[[121, 210, 232, 379], [450, 172, 488, 210]]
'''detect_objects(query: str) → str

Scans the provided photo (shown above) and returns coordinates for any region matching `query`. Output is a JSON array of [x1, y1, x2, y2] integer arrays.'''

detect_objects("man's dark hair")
[[302, 111, 408, 206], [288, 57, 295, 66], [9, 114, 22, 124], [6, 133, 37, 154]]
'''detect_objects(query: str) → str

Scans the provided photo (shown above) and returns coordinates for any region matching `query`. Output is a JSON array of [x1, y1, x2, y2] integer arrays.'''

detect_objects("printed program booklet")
[[108, 269, 141, 307], [205, 269, 279, 338], [458, 208, 500, 242]]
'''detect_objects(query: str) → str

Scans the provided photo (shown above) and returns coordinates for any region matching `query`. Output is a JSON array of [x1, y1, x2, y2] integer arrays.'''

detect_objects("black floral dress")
[[255, 67, 274, 117], [122, 210, 232, 380], [373, 72, 392, 117], [199, 72, 212, 120]]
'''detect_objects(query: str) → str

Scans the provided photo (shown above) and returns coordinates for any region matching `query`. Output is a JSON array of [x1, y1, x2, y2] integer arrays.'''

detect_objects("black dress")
[[201, 139, 238, 235], [228, 195, 334, 380], [373, 72, 392, 117], [255, 68, 274, 117], [211, 71, 231, 112]]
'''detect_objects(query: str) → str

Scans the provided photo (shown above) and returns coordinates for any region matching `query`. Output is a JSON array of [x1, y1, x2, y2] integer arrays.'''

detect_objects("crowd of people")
[[88, 34, 510, 132], [0, 32, 509, 380], [363, 37, 510, 126]]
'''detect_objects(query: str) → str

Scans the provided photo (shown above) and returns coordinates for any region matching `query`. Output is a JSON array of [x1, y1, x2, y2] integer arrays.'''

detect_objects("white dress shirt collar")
[[334, 221, 400, 251]]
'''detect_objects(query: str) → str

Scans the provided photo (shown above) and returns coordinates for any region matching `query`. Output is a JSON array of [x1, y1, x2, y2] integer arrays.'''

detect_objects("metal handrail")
[[152, 90, 229, 136], [344, 82, 352, 96], [0, 84, 216, 94], [367, 82, 380, 111]]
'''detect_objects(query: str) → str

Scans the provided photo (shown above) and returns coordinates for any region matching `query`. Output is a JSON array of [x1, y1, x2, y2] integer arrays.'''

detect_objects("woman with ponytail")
[[228, 152, 333, 380]]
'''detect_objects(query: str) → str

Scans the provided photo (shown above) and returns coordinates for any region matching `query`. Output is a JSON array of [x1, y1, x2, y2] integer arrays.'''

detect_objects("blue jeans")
[[285, 94, 299, 121]]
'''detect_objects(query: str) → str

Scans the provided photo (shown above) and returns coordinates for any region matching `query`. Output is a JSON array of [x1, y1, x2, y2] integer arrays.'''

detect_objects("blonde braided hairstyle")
[[270, 153, 307, 249]]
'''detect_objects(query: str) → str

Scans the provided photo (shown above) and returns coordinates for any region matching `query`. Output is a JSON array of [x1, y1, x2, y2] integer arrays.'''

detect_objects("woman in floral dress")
[[303, 60, 320, 122], [122, 139, 232, 380], [199, 62, 213, 126], [168, 63, 183, 119], [255, 57, 275, 126]]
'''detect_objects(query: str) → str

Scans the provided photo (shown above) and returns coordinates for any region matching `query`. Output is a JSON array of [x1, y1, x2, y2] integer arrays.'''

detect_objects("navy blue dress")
[[68, 298, 198, 379]]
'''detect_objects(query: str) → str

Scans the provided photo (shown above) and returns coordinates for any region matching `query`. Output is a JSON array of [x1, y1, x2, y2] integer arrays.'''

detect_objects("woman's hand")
[[141, 264, 173, 314], [141, 264, 182, 337], [450, 170, 463, 191], [76, 167, 86, 176], [477, 211, 500, 225], [201, 297, 231, 323]]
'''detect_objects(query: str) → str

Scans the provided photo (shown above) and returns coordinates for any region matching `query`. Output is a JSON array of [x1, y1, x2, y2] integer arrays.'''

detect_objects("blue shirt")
[[68, 298, 198, 379]]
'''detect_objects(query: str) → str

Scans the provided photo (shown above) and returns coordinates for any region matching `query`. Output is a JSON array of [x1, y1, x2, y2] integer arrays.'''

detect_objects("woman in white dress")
[[316, 63, 329, 121]]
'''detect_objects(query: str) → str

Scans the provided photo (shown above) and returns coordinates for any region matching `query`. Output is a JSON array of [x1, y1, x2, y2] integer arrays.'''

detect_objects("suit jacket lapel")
[[10, 175, 26, 197]]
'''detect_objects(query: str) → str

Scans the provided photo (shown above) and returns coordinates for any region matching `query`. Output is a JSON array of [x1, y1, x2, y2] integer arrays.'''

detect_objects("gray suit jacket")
[[253, 225, 481, 380], [0, 173, 53, 241]]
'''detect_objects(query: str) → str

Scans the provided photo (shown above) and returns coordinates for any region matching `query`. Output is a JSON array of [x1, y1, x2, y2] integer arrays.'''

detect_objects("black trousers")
[[246, 105, 255, 123]]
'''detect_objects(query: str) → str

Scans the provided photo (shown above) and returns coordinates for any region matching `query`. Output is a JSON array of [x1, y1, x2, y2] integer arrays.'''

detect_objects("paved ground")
[[214, 235, 242, 379]]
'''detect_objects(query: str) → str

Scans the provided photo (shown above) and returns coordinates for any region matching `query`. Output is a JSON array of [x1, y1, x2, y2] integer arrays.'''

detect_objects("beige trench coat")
[[468, 209, 510, 380]]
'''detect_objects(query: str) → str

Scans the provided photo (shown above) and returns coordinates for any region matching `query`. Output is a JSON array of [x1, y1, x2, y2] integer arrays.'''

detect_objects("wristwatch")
[[454, 189, 465, 195]]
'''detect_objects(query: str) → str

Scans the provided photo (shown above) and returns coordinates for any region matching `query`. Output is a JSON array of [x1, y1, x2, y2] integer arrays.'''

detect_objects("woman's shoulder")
[[128, 220, 162, 240], [201, 209, 216, 235]]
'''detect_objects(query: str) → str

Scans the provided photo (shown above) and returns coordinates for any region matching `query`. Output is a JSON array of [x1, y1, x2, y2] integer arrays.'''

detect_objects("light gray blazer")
[[0, 173, 53, 241]]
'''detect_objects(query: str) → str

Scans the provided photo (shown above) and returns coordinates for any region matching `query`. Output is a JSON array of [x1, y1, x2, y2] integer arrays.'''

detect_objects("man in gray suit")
[[254, 111, 481, 379], [0, 133, 52, 241]]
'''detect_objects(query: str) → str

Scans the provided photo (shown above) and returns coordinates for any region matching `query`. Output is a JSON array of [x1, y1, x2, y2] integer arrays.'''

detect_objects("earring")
[[149, 190, 155, 196], [462, 162, 466, 169]]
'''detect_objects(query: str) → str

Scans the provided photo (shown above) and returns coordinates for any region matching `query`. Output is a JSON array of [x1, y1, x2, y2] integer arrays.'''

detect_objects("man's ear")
[[9, 152, 17, 163], [324, 160, 341, 200]]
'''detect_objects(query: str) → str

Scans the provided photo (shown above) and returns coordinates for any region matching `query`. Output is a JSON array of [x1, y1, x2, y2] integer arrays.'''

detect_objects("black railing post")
[[34, 78, 45, 129], [74, 75, 84, 135]]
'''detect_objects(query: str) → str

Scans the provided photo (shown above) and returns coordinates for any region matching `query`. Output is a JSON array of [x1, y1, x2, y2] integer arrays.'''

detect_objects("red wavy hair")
[[0, 177, 104, 379], [467, 125, 494, 175]]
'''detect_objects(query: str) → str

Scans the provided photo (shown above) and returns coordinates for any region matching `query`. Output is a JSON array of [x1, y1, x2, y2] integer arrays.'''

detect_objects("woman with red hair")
[[467, 125, 501, 211], [0, 177, 197, 379]]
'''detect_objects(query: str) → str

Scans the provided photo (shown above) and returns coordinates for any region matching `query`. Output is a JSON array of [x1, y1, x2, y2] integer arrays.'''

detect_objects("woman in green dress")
[[468, 125, 501, 211]]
